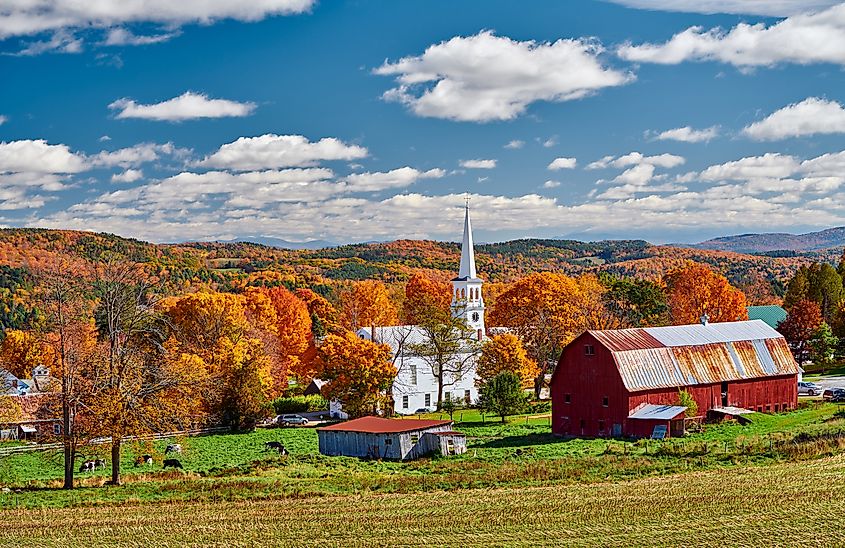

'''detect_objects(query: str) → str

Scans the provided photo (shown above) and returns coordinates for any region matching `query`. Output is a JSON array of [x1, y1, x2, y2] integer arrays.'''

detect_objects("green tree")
[[478, 371, 529, 423], [600, 274, 668, 327], [809, 323, 839, 371], [806, 263, 843, 321], [678, 389, 698, 418]]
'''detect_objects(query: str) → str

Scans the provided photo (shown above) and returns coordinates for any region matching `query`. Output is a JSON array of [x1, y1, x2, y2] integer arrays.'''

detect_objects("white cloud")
[[103, 28, 179, 46], [543, 180, 561, 188], [504, 140, 524, 149], [0, 115, 6, 125], [0, 1, 315, 40], [374, 31, 633, 122], [12, 29, 82, 56], [614, 164, 656, 186], [460, 159, 497, 169], [586, 152, 685, 170], [604, 1, 839, 16], [111, 169, 143, 183], [654, 125, 719, 143], [99, 135, 112, 142], [91, 142, 190, 168], [541, 137, 558, 148], [109, 92, 256, 121], [198, 134, 368, 171], [742, 97, 845, 140], [618, 4, 845, 67], [698, 153, 799, 181], [0, 140, 87, 174], [344, 167, 445, 192], [547, 157, 577, 170]]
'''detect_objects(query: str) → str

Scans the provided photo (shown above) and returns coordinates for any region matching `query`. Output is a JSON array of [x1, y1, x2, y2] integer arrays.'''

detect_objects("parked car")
[[414, 407, 432, 414], [798, 381, 824, 396], [822, 388, 845, 402], [278, 414, 310, 426]]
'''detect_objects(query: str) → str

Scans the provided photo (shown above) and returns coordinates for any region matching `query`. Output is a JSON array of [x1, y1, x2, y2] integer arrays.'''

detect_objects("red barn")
[[551, 320, 801, 438]]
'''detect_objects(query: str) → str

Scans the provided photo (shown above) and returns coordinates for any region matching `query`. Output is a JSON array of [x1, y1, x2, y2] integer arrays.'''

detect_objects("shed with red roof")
[[317, 416, 465, 459]]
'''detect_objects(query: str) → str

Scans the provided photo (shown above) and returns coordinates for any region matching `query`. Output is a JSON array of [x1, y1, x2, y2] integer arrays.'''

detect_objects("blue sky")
[[2, 0, 845, 245]]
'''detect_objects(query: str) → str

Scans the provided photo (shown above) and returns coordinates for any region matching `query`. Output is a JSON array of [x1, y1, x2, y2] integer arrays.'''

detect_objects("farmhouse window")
[[564, 394, 571, 404], [402, 395, 409, 409], [425, 394, 431, 407], [410, 364, 417, 385], [53, 424, 61, 435], [602, 396, 609, 407], [384, 438, 392, 445], [444, 391, 451, 402], [464, 390, 471, 403], [584, 345, 595, 356]]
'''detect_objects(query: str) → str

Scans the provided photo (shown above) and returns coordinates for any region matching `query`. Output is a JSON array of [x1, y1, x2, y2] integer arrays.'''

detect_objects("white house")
[[357, 206, 487, 415]]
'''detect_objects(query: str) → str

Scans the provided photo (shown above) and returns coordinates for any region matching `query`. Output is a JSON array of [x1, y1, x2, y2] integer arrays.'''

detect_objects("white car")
[[798, 381, 823, 396]]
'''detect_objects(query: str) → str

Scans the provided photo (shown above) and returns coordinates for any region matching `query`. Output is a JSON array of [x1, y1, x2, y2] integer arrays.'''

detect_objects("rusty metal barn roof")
[[588, 320, 800, 392]]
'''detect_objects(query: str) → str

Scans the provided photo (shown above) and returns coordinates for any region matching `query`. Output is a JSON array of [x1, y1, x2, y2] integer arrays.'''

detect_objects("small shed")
[[626, 404, 687, 438], [317, 416, 463, 460]]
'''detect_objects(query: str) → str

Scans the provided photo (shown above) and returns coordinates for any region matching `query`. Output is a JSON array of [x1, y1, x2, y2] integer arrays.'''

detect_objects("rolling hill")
[[692, 227, 845, 254]]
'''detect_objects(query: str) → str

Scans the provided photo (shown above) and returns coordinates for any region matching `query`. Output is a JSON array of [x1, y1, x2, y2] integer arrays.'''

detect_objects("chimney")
[[700, 313, 710, 326]]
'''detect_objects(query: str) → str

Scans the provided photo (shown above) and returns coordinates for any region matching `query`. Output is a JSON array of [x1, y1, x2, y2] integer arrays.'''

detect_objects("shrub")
[[272, 395, 327, 414]]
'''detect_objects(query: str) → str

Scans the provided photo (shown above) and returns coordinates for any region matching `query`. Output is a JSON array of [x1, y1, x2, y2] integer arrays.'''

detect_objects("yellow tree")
[[295, 288, 340, 335], [403, 272, 452, 324], [0, 329, 55, 379], [316, 331, 395, 417], [477, 333, 539, 388], [338, 280, 399, 331], [664, 263, 749, 325]]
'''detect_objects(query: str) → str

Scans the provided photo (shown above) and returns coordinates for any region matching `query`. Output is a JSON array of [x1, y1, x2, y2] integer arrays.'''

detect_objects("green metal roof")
[[746, 305, 787, 329]]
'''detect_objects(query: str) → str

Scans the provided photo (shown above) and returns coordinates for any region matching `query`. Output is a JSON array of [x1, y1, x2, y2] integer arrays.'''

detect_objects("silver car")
[[798, 381, 823, 396], [279, 414, 309, 426]]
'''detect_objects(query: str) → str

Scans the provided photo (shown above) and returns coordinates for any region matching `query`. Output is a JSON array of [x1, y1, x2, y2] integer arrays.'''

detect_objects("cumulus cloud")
[[543, 180, 561, 188], [91, 142, 190, 168], [198, 134, 368, 171], [742, 97, 845, 140], [504, 140, 524, 149], [698, 153, 800, 181], [0, 115, 6, 125], [618, 4, 845, 67], [0, 140, 87, 174], [344, 167, 445, 192], [604, 1, 839, 16], [374, 31, 633, 122], [111, 169, 143, 183], [109, 92, 256, 121], [0, 0, 315, 40], [586, 152, 685, 170], [547, 157, 577, 170], [460, 159, 497, 169], [12, 29, 82, 56], [654, 125, 719, 143]]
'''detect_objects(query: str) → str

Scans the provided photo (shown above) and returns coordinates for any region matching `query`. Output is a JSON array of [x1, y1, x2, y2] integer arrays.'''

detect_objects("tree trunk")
[[111, 437, 121, 486], [533, 373, 544, 399], [63, 442, 74, 489], [437, 369, 444, 409], [62, 401, 74, 489]]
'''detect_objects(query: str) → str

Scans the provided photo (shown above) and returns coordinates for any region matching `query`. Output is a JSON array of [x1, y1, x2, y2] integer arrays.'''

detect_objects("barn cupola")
[[452, 204, 485, 339]]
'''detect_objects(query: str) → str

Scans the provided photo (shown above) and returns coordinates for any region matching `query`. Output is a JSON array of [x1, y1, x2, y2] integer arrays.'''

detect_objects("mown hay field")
[[2, 455, 844, 547]]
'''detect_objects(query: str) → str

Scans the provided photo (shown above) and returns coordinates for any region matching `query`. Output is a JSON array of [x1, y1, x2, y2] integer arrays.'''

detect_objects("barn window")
[[410, 434, 419, 445], [384, 438, 393, 445], [584, 345, 595, 356], [774, 404, 779, 412], [598, 420, 605, 432], [602, 396, 609, 407], [424, 394, 431, 407], [402, 395, 409, 409], [766, 405, 771, 412], [564, 394, 571, 404]]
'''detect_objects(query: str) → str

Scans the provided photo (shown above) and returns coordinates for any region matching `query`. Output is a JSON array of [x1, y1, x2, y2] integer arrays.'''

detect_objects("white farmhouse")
[[357, 206, 487, 415]]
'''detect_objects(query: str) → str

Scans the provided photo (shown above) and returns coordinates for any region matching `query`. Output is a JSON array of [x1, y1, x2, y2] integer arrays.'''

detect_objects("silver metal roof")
[[628, 404, 688, 420], [643, 320, 781, 347]]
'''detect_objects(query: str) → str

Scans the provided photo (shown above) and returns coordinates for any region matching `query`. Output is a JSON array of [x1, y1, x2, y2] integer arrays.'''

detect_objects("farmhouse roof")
[[746, 305, 787, 329], [318, 416, 453, 434], [583, 320, 800, 392]]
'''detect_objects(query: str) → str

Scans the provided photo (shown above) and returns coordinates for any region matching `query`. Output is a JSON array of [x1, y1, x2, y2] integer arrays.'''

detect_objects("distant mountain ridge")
[[691, 227, 845, 254]]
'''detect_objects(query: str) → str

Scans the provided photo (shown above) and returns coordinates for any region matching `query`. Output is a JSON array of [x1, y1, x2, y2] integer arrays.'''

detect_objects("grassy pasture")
[[2, 455, 845, 547]]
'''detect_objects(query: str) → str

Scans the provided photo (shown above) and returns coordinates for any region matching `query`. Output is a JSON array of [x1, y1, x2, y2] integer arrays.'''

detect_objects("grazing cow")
[[93, 459, 106, 470], [164, 444, 182, 454], [78, 460, 94, 473], [162, 458, 183, 469], [265, 441, 288, 455], [134, 454, 153, 467]]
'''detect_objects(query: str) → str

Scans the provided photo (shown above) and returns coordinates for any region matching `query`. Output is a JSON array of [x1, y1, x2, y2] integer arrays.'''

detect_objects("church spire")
[[458, 205, 477, 279]]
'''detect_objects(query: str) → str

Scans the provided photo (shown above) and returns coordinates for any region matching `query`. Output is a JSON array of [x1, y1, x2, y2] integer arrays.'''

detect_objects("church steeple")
[[452, 204, 485, 338], [458, 205, 477, 279]]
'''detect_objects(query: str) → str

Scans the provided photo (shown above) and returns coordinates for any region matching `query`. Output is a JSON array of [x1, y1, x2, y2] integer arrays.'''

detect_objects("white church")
[[357, 206, 487, 415]]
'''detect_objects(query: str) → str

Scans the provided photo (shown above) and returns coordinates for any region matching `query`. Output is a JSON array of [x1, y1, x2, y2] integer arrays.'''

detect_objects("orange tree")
[[316, 331, 395, 417], [488, 272, 612, 397], [338, 280, 399, 331], [403, 272, 452, 324], [778, 299, 824, 367], [477, 333, 539, 388], [664, 263, 748, 325], [295, 288, 340, 336]]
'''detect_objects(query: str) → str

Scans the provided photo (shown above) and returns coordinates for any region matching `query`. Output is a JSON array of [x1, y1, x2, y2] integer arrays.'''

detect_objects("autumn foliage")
[[0, 329, 55, 379], [778, 299, 824, 367], [477, 333, 539, 388], [338, 280, 399, 331], [664, 263, 748, 325], [403, 272, 452, 324]]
